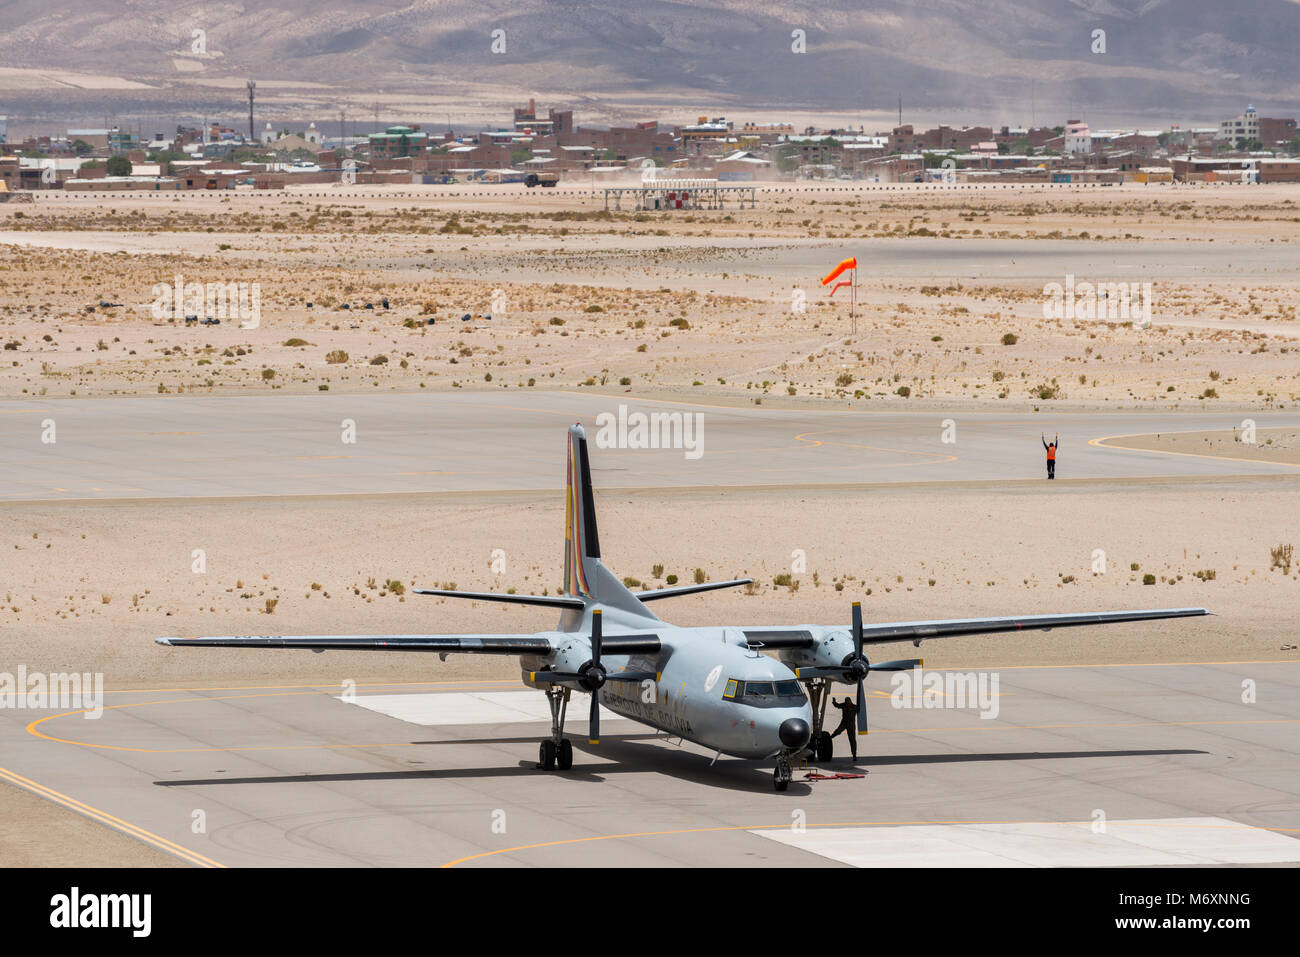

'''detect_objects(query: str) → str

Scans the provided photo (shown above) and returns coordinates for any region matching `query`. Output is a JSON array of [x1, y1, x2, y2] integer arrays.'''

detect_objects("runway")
[[2, 392, 1297, 502], [2, 661, 1297, 867], [425, 237, 1300, 288]]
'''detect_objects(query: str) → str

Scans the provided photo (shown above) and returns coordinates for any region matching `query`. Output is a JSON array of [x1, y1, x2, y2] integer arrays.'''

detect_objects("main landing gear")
[[538, 685, 575, 771], [802, 677, 835, 763]]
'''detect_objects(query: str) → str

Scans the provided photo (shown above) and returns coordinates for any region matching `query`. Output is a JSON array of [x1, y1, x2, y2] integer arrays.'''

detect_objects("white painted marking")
[[339, 691, 627, 726], [752, 817, 1300, 867]]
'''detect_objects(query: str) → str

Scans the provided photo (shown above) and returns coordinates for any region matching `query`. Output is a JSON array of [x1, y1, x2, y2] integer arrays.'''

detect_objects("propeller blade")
[[604, 670, 657, 682], [853, 602, 868, 734], [794, 666, 845, 679], [869, 658, 924, 672], [856, 678, 868, 734], [588, 609, 602, 743]]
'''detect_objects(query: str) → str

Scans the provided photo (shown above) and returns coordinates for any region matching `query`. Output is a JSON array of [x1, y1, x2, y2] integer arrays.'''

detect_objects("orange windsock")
[[821, 256, 857, 286]]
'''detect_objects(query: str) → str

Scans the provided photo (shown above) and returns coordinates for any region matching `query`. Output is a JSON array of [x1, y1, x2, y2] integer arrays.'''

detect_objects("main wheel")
[[557, 738, 573, 770], [773, 768, 789, 792], [816, 731, 834, 763], [539, 739, 556, 770]]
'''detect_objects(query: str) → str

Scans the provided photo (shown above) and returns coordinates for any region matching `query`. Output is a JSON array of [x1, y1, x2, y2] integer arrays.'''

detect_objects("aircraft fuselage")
[[524, 617, 814, 760]]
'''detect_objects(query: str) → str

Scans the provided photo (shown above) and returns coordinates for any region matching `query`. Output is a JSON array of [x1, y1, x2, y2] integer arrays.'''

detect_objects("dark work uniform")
[[1043, 437, 1058, 479], [829, 697, 858, 758]]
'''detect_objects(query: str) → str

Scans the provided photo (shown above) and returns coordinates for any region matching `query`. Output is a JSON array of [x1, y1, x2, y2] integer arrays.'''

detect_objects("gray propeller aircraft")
[[159, 424, 1208, 790]]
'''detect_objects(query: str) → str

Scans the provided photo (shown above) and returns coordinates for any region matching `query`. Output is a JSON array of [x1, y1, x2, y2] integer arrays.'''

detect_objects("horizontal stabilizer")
[[413, 588, 585, 609], [635, 578, 752, 602]]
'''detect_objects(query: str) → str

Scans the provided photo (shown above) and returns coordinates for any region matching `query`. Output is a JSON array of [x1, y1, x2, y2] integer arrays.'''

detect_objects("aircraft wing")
[[856, 607, 1208, 644], [742, 607, 1208, 648], [156, 634, 554, 654]]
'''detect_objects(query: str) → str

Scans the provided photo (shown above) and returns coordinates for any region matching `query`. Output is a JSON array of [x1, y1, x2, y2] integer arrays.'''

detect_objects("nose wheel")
[[773, 753, 793, 792]]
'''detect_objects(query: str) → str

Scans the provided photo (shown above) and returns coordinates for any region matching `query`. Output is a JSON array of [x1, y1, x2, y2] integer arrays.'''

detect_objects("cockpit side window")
[[722, 679, 739, 700]]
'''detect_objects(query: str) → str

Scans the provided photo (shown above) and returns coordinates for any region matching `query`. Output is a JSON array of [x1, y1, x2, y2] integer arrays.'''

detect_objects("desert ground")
[[1, 179, 1297, 866], [4, 480, 1298, 684], [0, 181, 1297, 408]]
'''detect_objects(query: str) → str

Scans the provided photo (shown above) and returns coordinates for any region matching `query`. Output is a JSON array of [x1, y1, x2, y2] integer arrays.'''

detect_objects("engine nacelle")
[[779, 627, 856, 675]]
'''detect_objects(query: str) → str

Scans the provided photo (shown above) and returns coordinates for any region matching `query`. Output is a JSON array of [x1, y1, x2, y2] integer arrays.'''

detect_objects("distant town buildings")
[[368, 125, 429, 159], [1063, 120, 1092, 154], [1218, 105, 1298, 148], [2, 97, 1297, 191]]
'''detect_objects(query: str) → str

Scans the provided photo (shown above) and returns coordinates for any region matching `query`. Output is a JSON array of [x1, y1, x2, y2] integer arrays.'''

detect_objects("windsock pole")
[[844, 261, 857, 335], [820, 255, 859, 336]]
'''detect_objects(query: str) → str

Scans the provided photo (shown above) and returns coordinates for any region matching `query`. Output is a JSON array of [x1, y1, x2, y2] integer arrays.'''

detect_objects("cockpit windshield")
[[727, 679, 807, 706]]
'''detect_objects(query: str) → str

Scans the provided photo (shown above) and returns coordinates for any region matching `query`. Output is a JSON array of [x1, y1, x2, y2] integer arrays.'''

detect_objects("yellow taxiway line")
[[0, 766, 224, 868], [1090, 430, 1300, 469]]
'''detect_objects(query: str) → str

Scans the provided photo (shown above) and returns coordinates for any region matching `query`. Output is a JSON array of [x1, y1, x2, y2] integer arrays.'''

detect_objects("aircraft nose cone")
[[779, 717, 811, 749]]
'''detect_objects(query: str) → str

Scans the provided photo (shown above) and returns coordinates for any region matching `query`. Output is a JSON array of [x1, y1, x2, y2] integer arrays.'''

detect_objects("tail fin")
[[563, 424, 655, 619], [564, 423, 601, 598]]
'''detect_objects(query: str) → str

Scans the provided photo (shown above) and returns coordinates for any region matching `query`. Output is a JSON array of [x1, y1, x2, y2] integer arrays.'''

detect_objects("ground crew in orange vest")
[[1042, 433, 1058, 479]]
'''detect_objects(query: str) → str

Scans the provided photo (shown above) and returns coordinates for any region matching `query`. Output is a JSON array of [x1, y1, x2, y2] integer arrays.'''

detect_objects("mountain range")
[[1, 1, 1298, 128]]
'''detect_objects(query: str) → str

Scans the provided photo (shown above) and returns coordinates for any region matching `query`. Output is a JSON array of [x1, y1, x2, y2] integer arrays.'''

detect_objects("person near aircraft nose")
[[1042, 432, 1058, 480], [829, 695, 859, 759]]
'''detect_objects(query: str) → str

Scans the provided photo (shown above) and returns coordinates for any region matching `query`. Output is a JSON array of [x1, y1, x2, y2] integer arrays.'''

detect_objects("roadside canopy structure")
[[603, 179, 757, 211]]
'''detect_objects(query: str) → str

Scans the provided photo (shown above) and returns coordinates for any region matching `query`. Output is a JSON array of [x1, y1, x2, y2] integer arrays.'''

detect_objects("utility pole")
[[247, 80, 256, 143]]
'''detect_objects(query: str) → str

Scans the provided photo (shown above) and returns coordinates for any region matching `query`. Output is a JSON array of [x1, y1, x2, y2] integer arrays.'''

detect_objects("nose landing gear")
[[773, 753, 793, 792]]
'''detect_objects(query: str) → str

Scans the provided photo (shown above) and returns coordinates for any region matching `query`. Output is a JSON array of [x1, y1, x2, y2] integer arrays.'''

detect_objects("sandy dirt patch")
[[1098, 428, 1300, 466], [3, 478, 1297, 689]]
